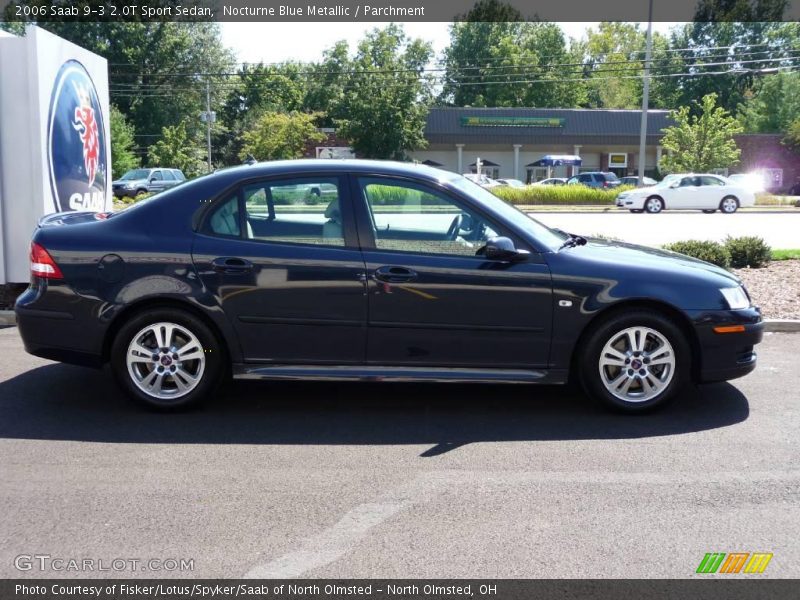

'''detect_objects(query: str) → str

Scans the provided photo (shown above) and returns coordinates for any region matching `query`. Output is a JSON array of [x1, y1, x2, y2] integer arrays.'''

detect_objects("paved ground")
[[0, 326, 798, 579], [531, 211, 800, 248]]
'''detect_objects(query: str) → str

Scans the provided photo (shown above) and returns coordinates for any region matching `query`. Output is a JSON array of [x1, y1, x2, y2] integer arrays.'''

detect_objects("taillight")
[[30, 242, 63, 279], [603, 181, 609, 188]]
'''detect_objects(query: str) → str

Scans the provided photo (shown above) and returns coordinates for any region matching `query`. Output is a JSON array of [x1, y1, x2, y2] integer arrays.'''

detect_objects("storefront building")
[[409, 107, 671, 182]]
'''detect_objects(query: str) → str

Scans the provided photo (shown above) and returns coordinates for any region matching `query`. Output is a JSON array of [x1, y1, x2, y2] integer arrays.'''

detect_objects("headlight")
[[720, 286, 750, 310]]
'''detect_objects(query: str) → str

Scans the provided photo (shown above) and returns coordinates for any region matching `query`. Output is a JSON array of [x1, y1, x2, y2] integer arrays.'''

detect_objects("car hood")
[[580, 237, 741, 287]]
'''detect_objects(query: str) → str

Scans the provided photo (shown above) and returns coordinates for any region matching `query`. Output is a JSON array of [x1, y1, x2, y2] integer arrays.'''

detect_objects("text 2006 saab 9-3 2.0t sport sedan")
[[16, 160, 763, 412]]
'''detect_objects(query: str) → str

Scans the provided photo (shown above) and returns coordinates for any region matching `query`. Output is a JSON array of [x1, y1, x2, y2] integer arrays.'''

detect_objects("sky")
[[220, 22, 681, 65]]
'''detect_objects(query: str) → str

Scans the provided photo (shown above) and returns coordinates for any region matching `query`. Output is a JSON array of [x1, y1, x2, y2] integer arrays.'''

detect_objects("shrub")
[[492, 184, 634, 206], [724, 236, 772, 268], [663, 240, 731, 268]]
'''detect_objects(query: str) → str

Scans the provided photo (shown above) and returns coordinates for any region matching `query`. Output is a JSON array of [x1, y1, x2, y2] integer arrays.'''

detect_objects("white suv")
[[616, 174, 756, 214]]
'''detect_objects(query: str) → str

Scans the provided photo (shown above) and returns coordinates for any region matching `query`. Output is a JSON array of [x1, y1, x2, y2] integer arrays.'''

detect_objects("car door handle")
[[374, 266, 417, 283], [212, 257, 253, 274]]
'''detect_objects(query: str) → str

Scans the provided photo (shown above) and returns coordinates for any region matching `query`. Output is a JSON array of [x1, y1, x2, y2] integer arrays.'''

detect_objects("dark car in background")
[[567, 171, 622, 189], [112, 168, 186, 198], [619, 176, 658, 187], [16, 160, 762, 413]]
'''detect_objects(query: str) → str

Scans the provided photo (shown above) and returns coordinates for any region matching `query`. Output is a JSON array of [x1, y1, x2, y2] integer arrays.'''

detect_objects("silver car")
[[112, 168, 186, 198]]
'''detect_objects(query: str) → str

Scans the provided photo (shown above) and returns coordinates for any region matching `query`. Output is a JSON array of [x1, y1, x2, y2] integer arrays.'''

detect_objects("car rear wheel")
[[702, 209, 716, 214], [644, 196, 664, 214], [111, 309, 223, 409], [720, 196, 739, 214], [579, 310, 690, 413]]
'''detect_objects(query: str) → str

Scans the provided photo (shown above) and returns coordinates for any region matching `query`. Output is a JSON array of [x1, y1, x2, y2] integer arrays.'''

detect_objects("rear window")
[[603, 172, 619, 181]]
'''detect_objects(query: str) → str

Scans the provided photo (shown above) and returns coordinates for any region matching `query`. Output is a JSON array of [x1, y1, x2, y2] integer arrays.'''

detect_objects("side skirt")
[[232, 364, 568, 385]]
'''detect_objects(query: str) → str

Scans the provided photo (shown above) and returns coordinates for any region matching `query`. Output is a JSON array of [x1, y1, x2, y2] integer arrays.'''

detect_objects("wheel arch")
[[102, 298, 233, 368], [568, 298, 701, 383]]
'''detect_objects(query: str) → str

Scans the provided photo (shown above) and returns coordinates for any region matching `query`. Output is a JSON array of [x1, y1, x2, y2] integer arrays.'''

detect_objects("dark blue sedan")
[[16, 160, 763, 412]]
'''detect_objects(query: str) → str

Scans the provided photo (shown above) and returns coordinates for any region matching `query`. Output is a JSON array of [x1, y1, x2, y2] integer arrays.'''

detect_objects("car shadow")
[[0, 364, 750, 456]]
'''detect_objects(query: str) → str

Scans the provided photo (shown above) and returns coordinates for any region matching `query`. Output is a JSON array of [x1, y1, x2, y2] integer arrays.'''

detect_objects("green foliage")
[[491, 185, 634, 206], [335, 25, 433, 160], [738, 72, 800, 134], [240, 112, 325, 162], [772, 249, 800, 261], [109, 105, 139, 179], [660, 93, 744, 173], [442, 2, 581, 107], [724, 236, 772, 268], [663, 240, 731, 268], [783, 117, 800, 152], [147, 121, 205, 178]]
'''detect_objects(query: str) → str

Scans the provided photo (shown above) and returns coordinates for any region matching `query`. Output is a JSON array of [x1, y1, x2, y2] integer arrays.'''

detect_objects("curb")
[[1, 310, 798, 332], [764, 319, 800, 333]]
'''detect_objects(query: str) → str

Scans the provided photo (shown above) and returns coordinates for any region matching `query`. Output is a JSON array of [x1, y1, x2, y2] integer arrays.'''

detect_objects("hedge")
[[663, 236, 773, 269], [492, 184, 635, 206]]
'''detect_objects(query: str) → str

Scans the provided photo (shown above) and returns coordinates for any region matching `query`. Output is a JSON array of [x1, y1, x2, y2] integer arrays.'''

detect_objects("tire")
[[111, 308, 224, 410], [629, 209, 644, 213], [702, 209, 716, 214], [644, 196, 664, 214], [579, 309, 690, 413], [720, 196, 739, 214], [135, 188, 147, 197]]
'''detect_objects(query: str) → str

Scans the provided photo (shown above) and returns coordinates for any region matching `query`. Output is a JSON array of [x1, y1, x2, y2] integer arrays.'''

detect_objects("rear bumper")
[[15, 283, 106, 368], [689, 307, 764, 383]]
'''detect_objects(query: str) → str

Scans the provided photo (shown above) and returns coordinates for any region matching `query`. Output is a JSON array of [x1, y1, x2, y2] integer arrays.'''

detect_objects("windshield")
[[120, 169, 150, 181], [448, 175, 567, 252], [604, 172, 619, 181]]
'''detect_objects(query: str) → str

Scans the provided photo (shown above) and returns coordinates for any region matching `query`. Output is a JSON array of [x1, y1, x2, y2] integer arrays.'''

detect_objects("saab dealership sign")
[[48, 60, 108, 212], [0, 26, 111, 283]]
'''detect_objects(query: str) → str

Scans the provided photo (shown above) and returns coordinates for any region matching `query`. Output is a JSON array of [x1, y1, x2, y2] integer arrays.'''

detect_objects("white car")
[[615, 174, 756, 214], [532, 177, 567, 186], [463, 173, 500, 188]]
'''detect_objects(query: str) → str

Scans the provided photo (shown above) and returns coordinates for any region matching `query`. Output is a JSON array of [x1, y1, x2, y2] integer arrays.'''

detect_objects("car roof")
[[214, 159, 453, 183]]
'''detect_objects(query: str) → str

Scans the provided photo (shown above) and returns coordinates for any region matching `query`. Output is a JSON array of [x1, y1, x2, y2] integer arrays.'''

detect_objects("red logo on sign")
[[72, 85, 100, 187]]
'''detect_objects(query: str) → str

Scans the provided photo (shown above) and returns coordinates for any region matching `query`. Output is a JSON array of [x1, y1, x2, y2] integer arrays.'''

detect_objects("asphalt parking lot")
[[0, 326, 798, 579]]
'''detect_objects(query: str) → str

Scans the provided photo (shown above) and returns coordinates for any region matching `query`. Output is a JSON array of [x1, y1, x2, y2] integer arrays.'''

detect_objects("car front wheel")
[[720, 196, 739, 214], [644, 196, 664, 213], [579, 310, 690, 412], [111, 308, 224, 409]]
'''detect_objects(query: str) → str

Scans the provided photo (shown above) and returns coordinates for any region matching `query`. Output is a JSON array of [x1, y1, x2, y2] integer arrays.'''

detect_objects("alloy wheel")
[[721, 197, 738, 213], [126, 322, 206, 400], [645, 198, 663, 213], [598, 326, 675, 403]]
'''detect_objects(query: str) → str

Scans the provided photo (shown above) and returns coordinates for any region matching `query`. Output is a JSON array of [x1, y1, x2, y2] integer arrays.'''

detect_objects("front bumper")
[[689, 307, 764, 383]]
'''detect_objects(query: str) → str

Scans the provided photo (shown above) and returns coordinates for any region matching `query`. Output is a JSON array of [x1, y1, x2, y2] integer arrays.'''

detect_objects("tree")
[[783, 117, 800, 151], [334, 25, 433, 160], [148, 121, 205, 178], [441, 1, 582, 107], [738, 72, 800, 133], [109, 105, 139, 179], [239, 112, 325, 161], [660, 93, 744, 173]]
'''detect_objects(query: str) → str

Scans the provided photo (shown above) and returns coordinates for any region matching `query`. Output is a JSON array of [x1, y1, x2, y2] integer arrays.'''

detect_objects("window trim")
[[351, 173, 527, 260]]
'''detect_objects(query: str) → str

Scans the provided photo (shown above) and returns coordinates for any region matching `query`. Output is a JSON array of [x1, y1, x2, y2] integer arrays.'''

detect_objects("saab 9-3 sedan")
[[16, 160, 763, 412]]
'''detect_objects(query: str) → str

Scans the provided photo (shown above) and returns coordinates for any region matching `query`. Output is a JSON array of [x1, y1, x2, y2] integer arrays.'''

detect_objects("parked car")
[[496, 178, 526, 188], [16, 160, 762, 413], [112, 168, 186, 198], [616, 174, 757, 214], [727, 173, 766, 193], [567, 172, 621, 188], [463, 173, 500, 188], [619, 176, 658, 187], [532, 178, 567, 186]]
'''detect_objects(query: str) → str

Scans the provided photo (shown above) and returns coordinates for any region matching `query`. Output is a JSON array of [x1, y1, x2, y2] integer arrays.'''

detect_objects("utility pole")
[[205, 80, 212, 173], [637, 0, 654, 185]]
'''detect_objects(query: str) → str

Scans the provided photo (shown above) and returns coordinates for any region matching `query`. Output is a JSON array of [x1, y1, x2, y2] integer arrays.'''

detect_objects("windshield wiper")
[[558, 233, 588, 251]]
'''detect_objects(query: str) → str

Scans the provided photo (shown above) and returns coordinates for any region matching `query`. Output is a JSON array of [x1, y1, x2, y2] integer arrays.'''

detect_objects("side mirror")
[[483, 236, 530, 262], [669, 181, 680, 188]]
